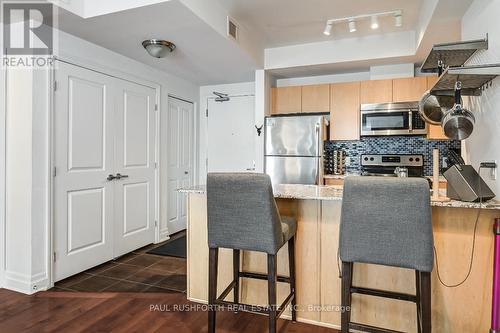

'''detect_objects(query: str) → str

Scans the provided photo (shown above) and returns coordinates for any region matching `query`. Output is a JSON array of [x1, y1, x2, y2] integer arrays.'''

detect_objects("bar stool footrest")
[[239, 271, 291, 284], [350, 322, 405, 333], [351, 286, 417, 303]]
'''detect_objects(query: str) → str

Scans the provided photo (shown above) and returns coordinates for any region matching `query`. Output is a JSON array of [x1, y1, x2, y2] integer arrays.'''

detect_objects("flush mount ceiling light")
[[142, 39, 176, 58], [323, 9, 402, 36]]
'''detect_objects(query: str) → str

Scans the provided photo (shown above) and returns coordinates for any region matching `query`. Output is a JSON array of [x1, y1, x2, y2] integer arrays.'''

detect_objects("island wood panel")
[[330, 82, 360, 141], [187, 193, 235, 303], [271, 86, 302, 114], [186, 192, 499, 332], [301, 84, 330, 113], [360, 79, 393, 104], [392, 77, 428, 102]]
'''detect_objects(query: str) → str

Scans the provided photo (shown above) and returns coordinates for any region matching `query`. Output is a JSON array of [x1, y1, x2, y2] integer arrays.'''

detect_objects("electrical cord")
[[434, 166, 484, 288]]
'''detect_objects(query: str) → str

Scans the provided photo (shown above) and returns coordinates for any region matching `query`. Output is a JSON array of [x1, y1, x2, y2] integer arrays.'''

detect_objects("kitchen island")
[[180, 183, 500, 332]]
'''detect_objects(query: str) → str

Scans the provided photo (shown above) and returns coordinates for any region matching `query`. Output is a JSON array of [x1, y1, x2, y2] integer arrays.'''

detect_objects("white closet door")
[[167, 97, 194, 235], [54, 62, 115, 281], [113, 81, 156, 257]]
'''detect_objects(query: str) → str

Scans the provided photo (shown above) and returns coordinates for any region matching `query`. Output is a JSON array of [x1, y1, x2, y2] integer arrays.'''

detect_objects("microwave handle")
[[408, 110, 413, 133]]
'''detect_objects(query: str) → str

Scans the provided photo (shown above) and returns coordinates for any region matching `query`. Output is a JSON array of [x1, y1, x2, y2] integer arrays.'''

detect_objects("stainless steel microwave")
[[360, 102, 427, 136]]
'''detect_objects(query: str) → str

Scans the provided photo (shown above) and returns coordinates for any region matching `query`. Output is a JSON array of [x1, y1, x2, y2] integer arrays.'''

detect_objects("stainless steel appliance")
[[265, 115, 325, 185], [360, 102, 427, 136], [361, 154, 424, 177]]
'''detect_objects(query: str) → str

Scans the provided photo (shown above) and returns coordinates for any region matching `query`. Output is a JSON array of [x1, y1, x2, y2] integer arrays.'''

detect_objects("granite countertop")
[[178, 184, 500, 210]]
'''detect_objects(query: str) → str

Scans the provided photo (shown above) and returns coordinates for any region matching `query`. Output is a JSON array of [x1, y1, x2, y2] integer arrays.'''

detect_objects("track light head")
[[323, 22, 332, 36], [348, 19, 356, 33], [394, 11, 403, 27]]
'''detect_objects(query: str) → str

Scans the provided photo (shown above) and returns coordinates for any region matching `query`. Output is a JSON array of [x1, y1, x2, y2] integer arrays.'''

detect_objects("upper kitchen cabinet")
[[301, 84, 330, 113], [330, 82, 360, 141], [426, 75, 449, 140], [392, 77, 428, 102], [360, 79, 393, 104], [271, 86, 302, 114]]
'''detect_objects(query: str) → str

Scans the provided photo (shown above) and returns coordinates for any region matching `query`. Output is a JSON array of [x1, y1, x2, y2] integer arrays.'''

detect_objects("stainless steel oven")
[[360, 102, 427, 136]]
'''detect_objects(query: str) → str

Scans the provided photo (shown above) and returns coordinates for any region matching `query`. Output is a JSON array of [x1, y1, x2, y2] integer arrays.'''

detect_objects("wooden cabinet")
[[360, 79, 393, 104], [330, 82, 360, 140], [301, 84, 330, 113], [392, 77, 428, 102], [426, 76, 449, 140], [324, 178, 344, 186], [271, 86, 302, 114]]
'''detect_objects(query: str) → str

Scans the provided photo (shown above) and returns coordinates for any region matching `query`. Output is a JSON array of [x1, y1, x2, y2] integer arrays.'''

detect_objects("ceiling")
[[56, 0, 258, 85], [216, 0, 424, 48]]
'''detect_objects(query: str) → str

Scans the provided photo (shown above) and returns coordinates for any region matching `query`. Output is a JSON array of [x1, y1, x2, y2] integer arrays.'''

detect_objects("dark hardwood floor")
[[0, 289, 340, 332]]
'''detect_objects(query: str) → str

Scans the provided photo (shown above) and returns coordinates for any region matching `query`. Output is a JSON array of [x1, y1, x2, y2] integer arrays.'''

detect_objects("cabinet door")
[[271, 86, 301, 114], [330, 82, 360, 140], [426, 76, 449, 140], [360, 79, 393, 104], [301, 84, 330, 113], [392, 77, 428, 102]]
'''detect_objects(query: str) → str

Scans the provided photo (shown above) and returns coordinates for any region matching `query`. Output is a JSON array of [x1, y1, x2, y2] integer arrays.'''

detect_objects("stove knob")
[[415, 157, 420, 162], [370, 157, 374, 161], [409, 158, 414, 162], [364, 157, 369, 161]]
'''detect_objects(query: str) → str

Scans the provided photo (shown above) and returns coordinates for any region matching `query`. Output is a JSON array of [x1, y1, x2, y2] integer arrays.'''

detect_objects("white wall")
[[0, 23, 6, 288], [3, 26, 199, 293], [198, 81, 255, 184], [461, 0, 500, 197]]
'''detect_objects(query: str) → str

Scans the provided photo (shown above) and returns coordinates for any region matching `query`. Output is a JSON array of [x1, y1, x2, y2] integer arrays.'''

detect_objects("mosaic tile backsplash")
[[324, 136, 461, 176]]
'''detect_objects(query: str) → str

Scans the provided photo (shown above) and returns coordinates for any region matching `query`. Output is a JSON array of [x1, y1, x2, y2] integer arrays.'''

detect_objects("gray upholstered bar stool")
[[339, 177, 434, 333], [207, 173, 297, 333]]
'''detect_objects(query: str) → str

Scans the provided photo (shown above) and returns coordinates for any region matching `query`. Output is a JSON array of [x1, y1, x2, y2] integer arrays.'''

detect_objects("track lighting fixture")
[[322, 9, 402, 36]]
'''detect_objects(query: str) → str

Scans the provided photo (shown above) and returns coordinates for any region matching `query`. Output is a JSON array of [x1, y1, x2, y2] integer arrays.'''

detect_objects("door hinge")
[[155, 220, 158, 227], [53, 252, 56, 262], [53, 81, 57, 91], [53, 166, 57, 177], [155, 104, 158, 111], [206, 108, 208, 117], [154, 162, 158, 169]]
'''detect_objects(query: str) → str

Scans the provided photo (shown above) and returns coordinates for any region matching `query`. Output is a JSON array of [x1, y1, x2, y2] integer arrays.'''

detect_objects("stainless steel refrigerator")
[[264, 115, 325, 185]]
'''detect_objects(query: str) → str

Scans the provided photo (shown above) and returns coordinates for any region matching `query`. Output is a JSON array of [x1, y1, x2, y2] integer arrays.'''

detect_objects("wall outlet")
[[345, 157, 351, 167], [442, 157, 448, 169]]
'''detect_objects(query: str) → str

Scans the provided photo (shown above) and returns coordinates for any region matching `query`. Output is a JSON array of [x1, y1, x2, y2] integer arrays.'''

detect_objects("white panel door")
[[167, 97, 194, 235], [113, 81, 156, 257], [207, 96, 256, 172], [54, 62, 115, 281]]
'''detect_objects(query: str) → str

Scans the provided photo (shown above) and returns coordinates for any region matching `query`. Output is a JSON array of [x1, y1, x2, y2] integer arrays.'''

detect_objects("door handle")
[[107, 174, 117, 181], [184, 171, 189, 175], [116, 173, 129, 180]]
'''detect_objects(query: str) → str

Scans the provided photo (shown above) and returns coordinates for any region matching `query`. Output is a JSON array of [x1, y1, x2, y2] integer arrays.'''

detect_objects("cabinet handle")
[[107, 174, 117, 181], [116, 173, 129, 179]]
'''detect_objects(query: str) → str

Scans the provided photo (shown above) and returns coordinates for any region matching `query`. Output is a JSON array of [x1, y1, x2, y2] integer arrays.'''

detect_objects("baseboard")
[[4, 270, 49, 294]]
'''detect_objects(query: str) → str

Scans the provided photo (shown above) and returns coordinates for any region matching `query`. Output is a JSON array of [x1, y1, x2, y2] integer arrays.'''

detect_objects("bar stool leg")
[[208, 248, 219, 333], [233, 249, 240, 306], [288, 236, 297, 322], [341, 262, 353, 333], [416, 270, 422, 333], [420, 271, 432, 333], [267, 253, 278, 333]]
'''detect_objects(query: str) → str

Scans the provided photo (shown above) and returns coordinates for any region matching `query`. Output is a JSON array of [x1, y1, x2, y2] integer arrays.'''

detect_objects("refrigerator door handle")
[[316, 123, 321, 185]]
